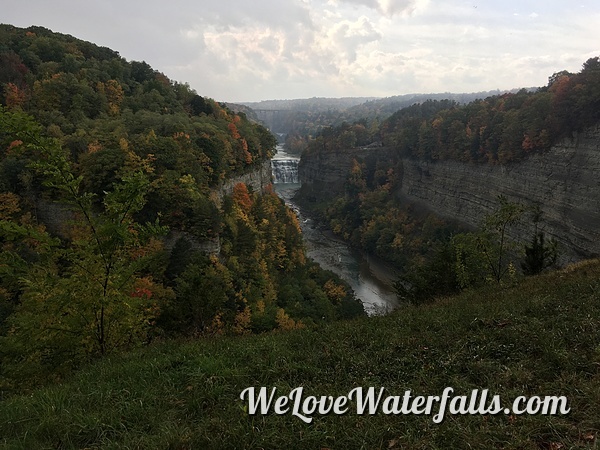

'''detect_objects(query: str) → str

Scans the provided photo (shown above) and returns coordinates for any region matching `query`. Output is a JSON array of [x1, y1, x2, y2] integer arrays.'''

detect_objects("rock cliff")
[[299, 126, 600, 264], [217, 160, 273, 199]]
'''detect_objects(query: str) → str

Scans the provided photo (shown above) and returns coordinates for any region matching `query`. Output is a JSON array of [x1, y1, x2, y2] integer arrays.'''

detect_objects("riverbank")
[[274, 182, 399, 314]]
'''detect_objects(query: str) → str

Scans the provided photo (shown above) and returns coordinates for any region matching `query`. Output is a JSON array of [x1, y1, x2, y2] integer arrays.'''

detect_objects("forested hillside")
[[305, 58, 600, 162], [0, 24, 364, 392]]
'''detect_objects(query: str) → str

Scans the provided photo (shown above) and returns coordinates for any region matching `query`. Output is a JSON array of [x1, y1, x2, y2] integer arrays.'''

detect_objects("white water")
[[271, 148, 299, 184]]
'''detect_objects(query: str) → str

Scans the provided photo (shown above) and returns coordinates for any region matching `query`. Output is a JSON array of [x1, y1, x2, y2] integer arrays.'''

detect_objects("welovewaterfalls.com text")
[[239, 387, 570, 424]]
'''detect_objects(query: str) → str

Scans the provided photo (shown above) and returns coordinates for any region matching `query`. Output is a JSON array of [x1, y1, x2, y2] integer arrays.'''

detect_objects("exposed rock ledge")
[[164, 160, 273, 254], [216, 160, 272, 200], [299, 126, 600, 264]]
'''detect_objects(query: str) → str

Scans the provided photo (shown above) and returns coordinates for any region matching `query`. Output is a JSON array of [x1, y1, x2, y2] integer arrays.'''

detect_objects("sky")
[[3, 0, 600, 102]]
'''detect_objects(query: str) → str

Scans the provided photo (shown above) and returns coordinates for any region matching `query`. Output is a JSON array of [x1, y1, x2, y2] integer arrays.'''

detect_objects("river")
[[272, 147, 399, 315]]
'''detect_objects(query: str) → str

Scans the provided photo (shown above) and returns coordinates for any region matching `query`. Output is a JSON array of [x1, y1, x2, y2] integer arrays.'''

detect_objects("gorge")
[[298, 125, 600, 265]]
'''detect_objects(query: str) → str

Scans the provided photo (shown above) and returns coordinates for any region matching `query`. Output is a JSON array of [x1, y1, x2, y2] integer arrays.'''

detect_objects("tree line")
[[305, 57, 600, 165]]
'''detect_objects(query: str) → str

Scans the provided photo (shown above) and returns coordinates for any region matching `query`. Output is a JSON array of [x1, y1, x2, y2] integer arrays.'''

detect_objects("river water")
[[272, 147, 399, 315]]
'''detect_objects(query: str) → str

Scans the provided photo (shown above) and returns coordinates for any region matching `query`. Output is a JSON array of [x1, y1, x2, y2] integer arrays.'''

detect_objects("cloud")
[[184, 3, 385, 98], [333, 0, 429, 17], [323, 16, 382, 62], [169, 0, 600, 100], [378, 0, 429, 17], [2, 0, 599, 101]]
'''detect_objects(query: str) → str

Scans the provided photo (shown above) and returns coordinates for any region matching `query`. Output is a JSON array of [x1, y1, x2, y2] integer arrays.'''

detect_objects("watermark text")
[[239, 387, 570, 424]]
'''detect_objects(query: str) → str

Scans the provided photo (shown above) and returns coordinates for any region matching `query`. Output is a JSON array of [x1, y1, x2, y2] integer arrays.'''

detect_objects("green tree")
[[521, 232, 558, 275], [521, 207, 558, 275], [479, 196, 524, 283], [173, 255, 235, 333], [0, 108, 167, 378]]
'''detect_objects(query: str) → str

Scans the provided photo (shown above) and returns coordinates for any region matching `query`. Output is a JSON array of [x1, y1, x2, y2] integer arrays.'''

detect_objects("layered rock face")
[[217, 160, 273, 198], [299, 126, 600, 264]]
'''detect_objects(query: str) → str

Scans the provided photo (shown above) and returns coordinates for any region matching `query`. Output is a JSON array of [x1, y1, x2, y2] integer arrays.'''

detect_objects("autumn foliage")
[[233, 182, 253, 212], [307, 57, 600, 166]]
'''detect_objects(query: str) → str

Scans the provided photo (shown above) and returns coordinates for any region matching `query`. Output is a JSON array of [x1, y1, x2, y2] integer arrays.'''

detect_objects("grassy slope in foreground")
[[1, 261, 599, 449]]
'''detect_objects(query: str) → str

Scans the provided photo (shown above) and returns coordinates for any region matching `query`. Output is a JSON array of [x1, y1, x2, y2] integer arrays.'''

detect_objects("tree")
[[0, 51, 29, 87], [479, 196, 524, 283], [189, 95, 213, 116], [4, 83, 26, 109], [0, 108, 167, 377], [521, 208, 558, 275], [232, 182, 253, 213], [78, 147, 127, 197], [130, 60, 155, 83], [394, 240, 463, 304], [521, 232, 557, 275], [174, 255, 234, 333]]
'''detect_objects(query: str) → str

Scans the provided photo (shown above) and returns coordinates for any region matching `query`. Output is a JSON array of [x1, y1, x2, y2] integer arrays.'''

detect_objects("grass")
[[1, 261, 600, 449]]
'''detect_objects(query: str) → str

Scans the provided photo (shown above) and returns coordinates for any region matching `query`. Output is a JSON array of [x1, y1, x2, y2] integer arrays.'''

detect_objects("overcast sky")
[[3, 0, 600, 102]]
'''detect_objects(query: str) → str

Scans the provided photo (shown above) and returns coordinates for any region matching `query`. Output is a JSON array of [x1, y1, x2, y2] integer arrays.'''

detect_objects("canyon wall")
[[165, 159, 272, 254], [217, 160, 273, 199], [299, 126, 600, 264]]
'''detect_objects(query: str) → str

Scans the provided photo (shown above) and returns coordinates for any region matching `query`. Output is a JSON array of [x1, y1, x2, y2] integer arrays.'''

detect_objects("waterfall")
[[271, 159, 299, 184]]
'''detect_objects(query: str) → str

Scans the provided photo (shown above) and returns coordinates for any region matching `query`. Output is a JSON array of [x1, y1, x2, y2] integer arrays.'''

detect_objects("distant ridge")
[[234, 88, 537, 113], [227, 88, 539, 138]]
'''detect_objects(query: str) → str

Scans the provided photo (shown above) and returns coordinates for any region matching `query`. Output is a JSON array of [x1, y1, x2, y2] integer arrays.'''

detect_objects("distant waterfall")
[[271, 159, 299, 184]]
